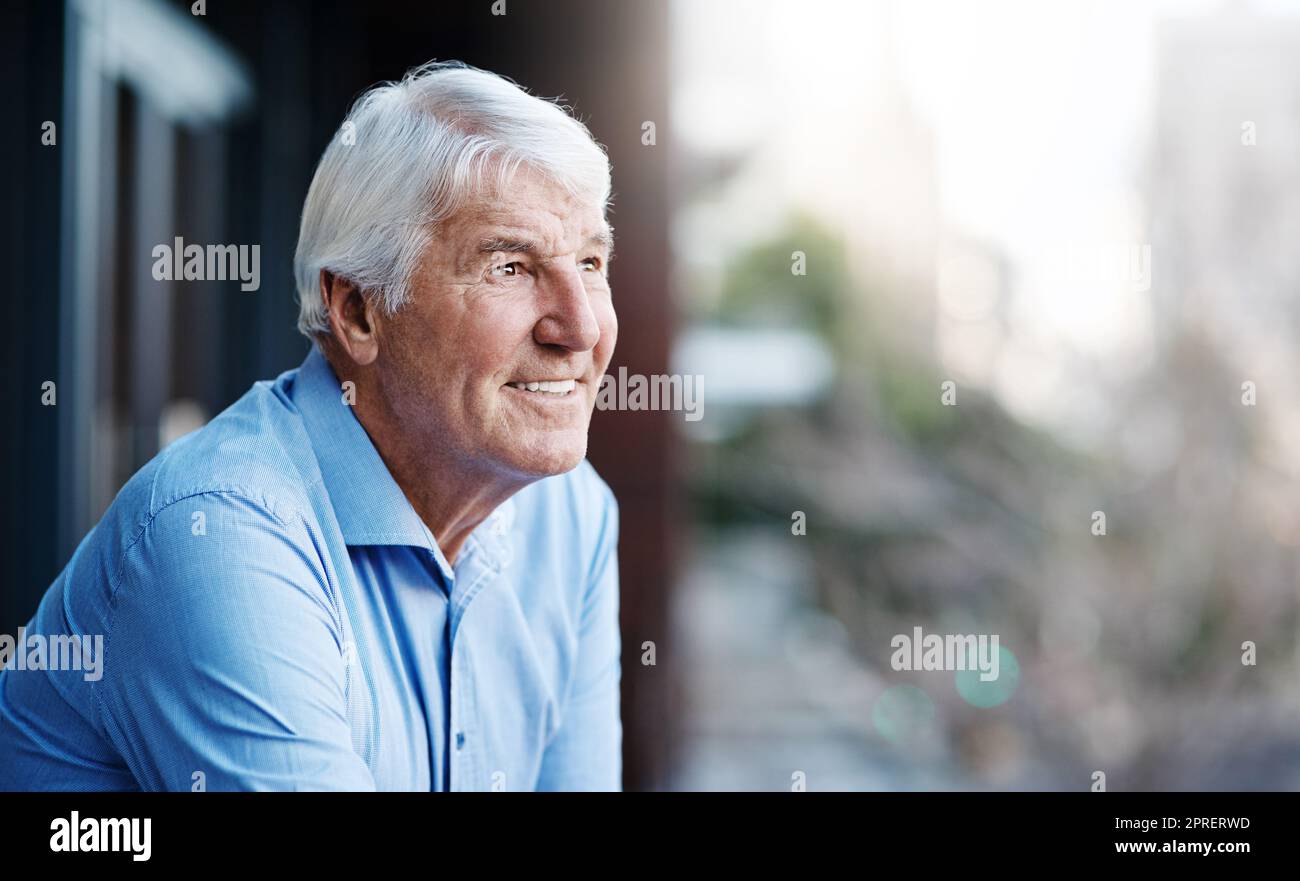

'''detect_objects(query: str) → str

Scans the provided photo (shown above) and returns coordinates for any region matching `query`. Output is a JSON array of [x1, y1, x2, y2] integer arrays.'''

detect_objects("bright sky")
[[671, 0, 1298, 441]]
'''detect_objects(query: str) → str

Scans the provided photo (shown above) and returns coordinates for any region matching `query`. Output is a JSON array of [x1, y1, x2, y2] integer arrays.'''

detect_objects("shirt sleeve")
[[536, 480, 623, 792], [95, 491, 377, 791]]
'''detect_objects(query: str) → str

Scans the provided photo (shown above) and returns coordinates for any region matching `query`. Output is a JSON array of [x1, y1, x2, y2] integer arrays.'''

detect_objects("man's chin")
[[499, 436, 588, 480]]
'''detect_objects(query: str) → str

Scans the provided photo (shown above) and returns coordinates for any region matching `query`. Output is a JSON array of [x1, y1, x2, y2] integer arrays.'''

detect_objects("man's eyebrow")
[[477, 235, 539, 255], [476, 227, 615, 258], [586, 226, 615, 255]]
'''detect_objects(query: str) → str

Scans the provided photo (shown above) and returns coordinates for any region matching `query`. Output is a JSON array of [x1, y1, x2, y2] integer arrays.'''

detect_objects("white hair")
[[293, 60, 612, 338]]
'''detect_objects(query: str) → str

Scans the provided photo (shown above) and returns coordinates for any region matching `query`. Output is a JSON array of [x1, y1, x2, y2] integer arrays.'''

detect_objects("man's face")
[[375, 166, 616, 480]]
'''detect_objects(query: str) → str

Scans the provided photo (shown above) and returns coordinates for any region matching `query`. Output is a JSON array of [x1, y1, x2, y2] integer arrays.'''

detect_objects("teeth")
[[510, 379, 576, 394]]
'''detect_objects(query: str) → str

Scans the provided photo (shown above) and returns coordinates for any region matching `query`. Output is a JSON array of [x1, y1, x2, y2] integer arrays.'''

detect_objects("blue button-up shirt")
[[0, 347, 622, 791]]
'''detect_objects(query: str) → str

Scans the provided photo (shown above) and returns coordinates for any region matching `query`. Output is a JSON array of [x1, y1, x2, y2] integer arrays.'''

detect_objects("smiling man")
[[0, 61, 622, 791]]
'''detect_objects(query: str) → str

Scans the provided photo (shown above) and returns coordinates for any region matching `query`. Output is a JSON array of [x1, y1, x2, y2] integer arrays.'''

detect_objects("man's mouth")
[[505, 379, 578, 395]]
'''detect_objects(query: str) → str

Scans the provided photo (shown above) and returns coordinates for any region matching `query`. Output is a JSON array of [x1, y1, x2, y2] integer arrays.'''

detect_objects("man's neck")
[[328, 355, 526, 566], [384, 446, 521, 565]]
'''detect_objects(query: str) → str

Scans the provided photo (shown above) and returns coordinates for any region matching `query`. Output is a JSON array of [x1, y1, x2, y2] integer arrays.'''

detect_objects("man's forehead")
[[458, 204, 612, 251]]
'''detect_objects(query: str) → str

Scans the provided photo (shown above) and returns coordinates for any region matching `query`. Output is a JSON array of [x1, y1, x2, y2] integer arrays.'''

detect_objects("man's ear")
[[320, 270, 380, 366]]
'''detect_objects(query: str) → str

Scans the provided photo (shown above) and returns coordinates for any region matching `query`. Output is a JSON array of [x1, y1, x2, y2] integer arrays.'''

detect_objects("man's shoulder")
[[51, 368, 330, 645], [113, 372, 321, 536]]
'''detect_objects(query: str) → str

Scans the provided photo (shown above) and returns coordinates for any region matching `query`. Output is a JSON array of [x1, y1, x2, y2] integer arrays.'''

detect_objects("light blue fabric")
[[0, 347, 622, 791]]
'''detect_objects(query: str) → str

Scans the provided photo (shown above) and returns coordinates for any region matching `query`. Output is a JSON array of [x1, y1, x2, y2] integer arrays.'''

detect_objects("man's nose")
[[534, 261, 601, 352]]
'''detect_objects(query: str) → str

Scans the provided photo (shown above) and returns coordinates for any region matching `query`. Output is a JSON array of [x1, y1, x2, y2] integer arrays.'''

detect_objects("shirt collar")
[[290, 346, 513, 580]]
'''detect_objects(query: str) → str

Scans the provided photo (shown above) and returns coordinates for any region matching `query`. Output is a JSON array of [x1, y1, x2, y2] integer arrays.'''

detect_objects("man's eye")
[[579, 257, 602, 272], [490, 261, 521, 278]]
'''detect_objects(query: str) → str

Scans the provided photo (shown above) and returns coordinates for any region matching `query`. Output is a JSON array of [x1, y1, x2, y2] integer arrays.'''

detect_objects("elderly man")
[[0, 62, 622, 791]]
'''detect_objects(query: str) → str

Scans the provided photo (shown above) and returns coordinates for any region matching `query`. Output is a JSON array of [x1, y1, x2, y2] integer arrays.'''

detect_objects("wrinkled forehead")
[[451, 170, 611, 252]]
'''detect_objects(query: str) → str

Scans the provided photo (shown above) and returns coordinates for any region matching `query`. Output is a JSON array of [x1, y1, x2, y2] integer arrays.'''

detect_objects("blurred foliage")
[[686, 208, 1300, 789], [710, 212, 848, 342]]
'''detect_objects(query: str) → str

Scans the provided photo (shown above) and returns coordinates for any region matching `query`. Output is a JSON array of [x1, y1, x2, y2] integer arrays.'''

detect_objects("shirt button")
[[455, 731, 466, 750]]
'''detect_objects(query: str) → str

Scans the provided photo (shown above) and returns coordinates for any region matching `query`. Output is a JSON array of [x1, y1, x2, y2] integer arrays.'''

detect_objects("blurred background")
[[4, 0, 1300, 791]]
